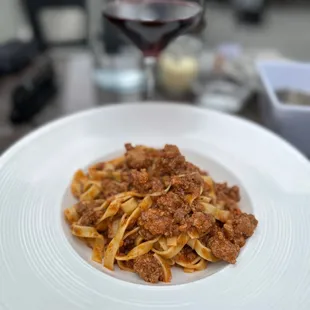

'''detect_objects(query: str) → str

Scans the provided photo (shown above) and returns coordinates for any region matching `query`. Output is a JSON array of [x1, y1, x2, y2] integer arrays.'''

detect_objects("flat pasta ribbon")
[[64, 206, 79, 224], [203, 176, 217, 203], [117, 261, 134, 272], [108, 218, 121, 238], [135, 235, 144, 246], [183, 258, 207, 273], [71, 170, 89, 198], [154, 253, 172, 282], [158, 237, 168, 251], [166, 237, 177, 247], [91, 236, 105, 263], [175, 257, 207, 272], [104, 196, 151, 270], [187, 239, 219, 262], [123, 227, 140, 240], [88, 169, 122, 181], [96, 196, 132, 225], [152, 234, 189, 259], [71, 224, 102, 239], [116, 238, 159, 261], [199, 201, 231, 223], [80, 184, 101, 201], [71, 224, 105, 263], [121, 197, 138, 214], [104, 214, 131, 270], [188, 229, 200, 239]]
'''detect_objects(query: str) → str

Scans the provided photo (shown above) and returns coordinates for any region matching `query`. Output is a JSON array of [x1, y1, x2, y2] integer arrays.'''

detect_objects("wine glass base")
[[93, 69, 145, 94]]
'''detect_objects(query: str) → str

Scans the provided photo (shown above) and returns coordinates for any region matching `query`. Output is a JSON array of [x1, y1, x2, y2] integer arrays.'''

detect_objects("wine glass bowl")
[[102, 0, 203, 98]]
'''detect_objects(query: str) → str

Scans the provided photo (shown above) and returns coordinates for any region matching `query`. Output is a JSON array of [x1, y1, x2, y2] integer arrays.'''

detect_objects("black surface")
[[10, 59, 57, 124], [21, 0, 88, 51], [0, 40, 38, 75]]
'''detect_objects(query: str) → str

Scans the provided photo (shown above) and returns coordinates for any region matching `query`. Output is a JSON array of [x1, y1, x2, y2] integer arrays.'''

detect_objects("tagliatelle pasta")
[[64, 144, 258, 283]]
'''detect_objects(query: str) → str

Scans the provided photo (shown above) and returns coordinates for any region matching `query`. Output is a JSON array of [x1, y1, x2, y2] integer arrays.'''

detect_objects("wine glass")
[[102, 0, 204, 99]]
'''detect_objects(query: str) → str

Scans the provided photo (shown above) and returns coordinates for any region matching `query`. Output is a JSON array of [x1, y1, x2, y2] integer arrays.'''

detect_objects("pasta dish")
[[64, 144, 258, 283]]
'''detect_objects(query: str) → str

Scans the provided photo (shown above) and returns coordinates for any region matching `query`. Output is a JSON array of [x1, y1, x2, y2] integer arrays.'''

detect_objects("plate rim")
[[1, 102, 309, 169], [1, 102, 310, 309]]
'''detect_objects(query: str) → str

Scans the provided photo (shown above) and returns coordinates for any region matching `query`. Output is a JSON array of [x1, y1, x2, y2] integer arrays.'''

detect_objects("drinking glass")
[[102, 0, 203, 99]]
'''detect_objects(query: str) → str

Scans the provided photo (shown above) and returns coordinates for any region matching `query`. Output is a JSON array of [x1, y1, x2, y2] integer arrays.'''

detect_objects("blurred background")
[[1, 0, 310, 155]]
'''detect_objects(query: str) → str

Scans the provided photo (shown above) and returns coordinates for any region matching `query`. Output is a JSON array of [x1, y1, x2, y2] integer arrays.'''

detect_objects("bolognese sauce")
[[64, 144, 258, 283]]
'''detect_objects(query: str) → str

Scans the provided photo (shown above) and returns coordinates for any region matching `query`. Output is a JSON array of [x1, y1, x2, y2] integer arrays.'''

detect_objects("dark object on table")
[[276, 89, 310, 106], [0, 40, 38, 75], [22, 0, 88, 51], [10, 59, 57, 124], [234, 0, 267, 25]]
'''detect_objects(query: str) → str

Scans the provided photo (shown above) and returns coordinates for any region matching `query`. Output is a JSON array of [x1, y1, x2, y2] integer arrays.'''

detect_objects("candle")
[[159, 54, 199, 94]]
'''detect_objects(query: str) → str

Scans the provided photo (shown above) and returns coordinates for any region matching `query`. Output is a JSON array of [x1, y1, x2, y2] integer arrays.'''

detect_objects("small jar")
[[157, 36, 202, 98]]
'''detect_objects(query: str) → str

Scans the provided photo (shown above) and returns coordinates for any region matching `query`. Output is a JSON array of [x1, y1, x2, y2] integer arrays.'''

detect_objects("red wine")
[[103, 0, 202, 57]]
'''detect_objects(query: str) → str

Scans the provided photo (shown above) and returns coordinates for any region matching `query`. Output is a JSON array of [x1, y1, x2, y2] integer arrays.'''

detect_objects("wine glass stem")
[[143, 56, 157, 100]]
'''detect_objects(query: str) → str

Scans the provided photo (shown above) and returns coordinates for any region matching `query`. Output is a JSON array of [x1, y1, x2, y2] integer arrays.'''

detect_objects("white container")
[[257, 61, 310, 156]]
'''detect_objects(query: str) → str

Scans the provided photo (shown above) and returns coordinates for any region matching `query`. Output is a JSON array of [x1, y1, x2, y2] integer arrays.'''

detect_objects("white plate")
[[0, 103, 310, 310]]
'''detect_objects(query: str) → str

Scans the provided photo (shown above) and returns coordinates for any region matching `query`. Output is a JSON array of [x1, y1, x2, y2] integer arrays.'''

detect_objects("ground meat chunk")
[[232, 213, 258, 238], [234, 235, 246, 248], [221, 184, 240, 201], [131, 169, 149, 192], [190, 199, 204, 212], [138, 208, 178, 237], [174, 208, 189, 224], [211, 221, 223, 235], [223, 213, 258, 248], [215, 183, 240, 210], [139, 227, 156, 240], [171, 173, 204, 197], [133, 254, 163, 283], [130, 169, 164, 193], [175, 245, 198, 263], [116, 260, 135, 271], [75, 203, 88, 216], [75, 201, 102, 216], [119, 232, 138, 254], [162, 175, 171, 188], [185, 162, 208, 175], [125, 145, 153, 169], [120, 170, 132, 183], [199, 221, 222, 245], [177, 212, 214, 235], [154, 144, 186, 176], [125, 143, 134, 151], [189, 212, 215, 235], [223, 222, 234, 240], [150, 178, 164, 192], [164, 144, 181, 156], [92, 162, 105, 170], [100, 179, 128, 199], [155, 191, 189, 214], [78, 209, 103, 226], [208, 231, 240, 264]]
